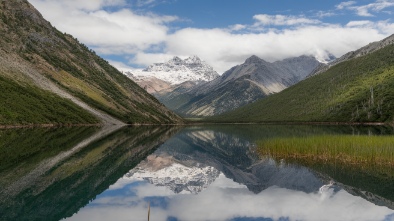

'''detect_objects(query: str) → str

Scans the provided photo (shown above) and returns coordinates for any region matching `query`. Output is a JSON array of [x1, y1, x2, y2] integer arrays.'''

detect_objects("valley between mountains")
[[1, 0, 394, 126], [127, 33, 394, 124], [128, 55, 323, 117]]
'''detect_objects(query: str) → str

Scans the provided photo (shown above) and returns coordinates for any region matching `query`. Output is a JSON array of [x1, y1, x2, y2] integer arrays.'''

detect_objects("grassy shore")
[[258, 135, 394, 167], [257, 134, 394, 202]]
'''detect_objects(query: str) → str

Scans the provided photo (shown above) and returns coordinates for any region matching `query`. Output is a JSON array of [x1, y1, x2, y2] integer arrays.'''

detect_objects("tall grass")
[[258, 135, 394, 167]]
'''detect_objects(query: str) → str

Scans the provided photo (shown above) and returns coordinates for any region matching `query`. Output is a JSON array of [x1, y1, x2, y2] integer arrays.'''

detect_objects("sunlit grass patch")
[[258, 135, 394, 167]]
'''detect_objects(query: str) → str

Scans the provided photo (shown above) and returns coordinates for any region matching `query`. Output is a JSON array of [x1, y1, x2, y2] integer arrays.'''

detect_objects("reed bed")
[[257, 135, 394, 167]]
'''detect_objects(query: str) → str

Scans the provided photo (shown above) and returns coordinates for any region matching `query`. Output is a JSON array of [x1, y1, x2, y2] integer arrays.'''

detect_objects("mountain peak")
[[314, 51, 336, 64], [131, 56, 219, 85], [245, 55, 263, 64], [185, 55, 202, 64], [170, 56, 183, 64], [125, 159, 221, 194]]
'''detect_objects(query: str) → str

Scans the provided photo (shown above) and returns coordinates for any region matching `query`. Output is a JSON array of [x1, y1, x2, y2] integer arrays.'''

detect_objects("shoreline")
[[184, 120, 389, 126], [0, 121, 390, 129], [0, 122, 187, 129], [0, 123, 102, 129]]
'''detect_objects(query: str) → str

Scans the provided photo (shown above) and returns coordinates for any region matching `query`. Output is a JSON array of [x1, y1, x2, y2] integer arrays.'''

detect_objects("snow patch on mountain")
[[314, 51, 336, 64], [125, 155, 220, 194], [125, 56, 219, 85]]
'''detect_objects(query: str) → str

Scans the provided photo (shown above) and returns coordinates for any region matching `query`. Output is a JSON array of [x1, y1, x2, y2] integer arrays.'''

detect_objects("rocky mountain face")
[[121, 127, 325, 195], [0, 0, 182, 125], [211, 33, 394, 123], [125, 155, 220, 194], [126, 73, 173, 94], [158, 55, 322, 117], [310, 34, 394, 77], [126, 56, 219, 93], [140, 126, 394, 209], [152, 127, 326, 194]]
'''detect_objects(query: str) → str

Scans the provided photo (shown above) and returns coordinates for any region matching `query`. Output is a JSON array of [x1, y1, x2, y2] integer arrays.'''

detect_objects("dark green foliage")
[[0, 127, 98, 172], [210, 43, 394, 123], [0, 0, 182, 125], [0, 126, 177, 221], [0, 76, 99, 125]]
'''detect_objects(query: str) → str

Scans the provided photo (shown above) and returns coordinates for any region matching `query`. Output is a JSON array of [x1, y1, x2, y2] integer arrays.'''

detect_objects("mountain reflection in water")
[[1, 125, 394, 221], [63, 125, 394, 221], [0, 125, 177, 221]]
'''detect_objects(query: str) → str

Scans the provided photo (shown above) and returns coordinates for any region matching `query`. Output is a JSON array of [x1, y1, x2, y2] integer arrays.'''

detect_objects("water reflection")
[[65, 125, 394, 221], [0, 125, 177, 221], [2, 125, 394, 221], [67, 174, 393, 221], [126, 155, 220, 194]]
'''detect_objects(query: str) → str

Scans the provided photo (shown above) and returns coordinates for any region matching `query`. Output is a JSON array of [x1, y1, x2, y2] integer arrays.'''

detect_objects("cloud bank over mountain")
[[30, 0, 394, 73]]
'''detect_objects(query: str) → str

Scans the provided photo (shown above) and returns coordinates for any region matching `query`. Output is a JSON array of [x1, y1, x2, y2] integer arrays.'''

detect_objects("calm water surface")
[[1, 125, 394, 221]]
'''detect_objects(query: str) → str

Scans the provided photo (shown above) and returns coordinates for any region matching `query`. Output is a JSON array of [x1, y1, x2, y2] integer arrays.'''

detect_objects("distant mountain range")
[[4, 0, 394, 125], [310, 34, 394, 77], [155, 55, 322, 117], [126, 155, 220, 194], [0, 0, 182, 125], [211, 33, 394, 123], [126, 56, 219, 93], [151, 127, 327, 194], [152, 126, 394, 207]]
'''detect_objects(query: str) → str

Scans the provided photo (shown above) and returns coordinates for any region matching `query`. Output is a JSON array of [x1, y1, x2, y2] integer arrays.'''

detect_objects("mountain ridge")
[[310, 34, 394, 77], [158, 55, 321, 117], [126, 56, 219, 86], [0, 0, 182, 125], [210, 33, 394, 123]]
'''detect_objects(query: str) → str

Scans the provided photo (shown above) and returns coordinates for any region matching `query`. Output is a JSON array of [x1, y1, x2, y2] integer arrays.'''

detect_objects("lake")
[[1, 125, 394, 221]]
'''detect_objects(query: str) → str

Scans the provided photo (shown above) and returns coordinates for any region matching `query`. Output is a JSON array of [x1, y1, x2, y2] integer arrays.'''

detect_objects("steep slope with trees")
[[210, 35, 394, 123], [0, 0, 182, 125]]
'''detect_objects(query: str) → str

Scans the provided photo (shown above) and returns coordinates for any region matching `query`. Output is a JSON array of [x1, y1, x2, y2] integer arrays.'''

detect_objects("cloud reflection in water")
[[66, 173, 394, 221]]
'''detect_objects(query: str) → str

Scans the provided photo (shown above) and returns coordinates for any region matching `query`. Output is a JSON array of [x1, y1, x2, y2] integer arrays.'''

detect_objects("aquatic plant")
[[258, 135, 394, 167]]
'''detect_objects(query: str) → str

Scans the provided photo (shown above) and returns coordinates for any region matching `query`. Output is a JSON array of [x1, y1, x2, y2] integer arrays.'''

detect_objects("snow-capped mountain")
[[314, 51, 336, 64], [158, 55, 322, 117], [126, 56, 219, 86], [310, 34, 394, 77], [125, 155, 220, 194]]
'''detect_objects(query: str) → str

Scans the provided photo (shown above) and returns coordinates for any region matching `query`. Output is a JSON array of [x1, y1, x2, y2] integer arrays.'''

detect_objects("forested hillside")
[[210, 38, 394, 123], [0, 0, 182, 125]]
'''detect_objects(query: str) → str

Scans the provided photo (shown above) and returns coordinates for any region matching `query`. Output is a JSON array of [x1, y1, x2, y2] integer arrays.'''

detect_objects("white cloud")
[[228, 24, 247, 31], [337, 0, 394, 17], [32, 0, 127, 11], [134, 0, 156, 7], [107, 60, 137, 73], [29, 0, 394, 74], [67, 175, 394, 221], [30, 0, 178, 55], [316, 11, 337, 18], [336, 1, 357, 10], [165, 25, 386, 73], [131, 52, 177, 67], [376, 20, 394, 33], [346, 20, 374, 27], [253, 14, 321, 26]]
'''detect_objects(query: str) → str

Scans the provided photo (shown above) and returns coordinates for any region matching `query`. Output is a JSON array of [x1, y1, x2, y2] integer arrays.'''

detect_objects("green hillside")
[[210, 42, 394, 123], [0, 75, 99, 125], [0, 126, 176, 221], [0, 1, 182, 125]]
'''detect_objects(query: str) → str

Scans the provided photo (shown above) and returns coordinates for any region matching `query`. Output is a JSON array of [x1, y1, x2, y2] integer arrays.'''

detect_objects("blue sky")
[[30, 0, 394, 73], [131, 0, 392, 27]]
